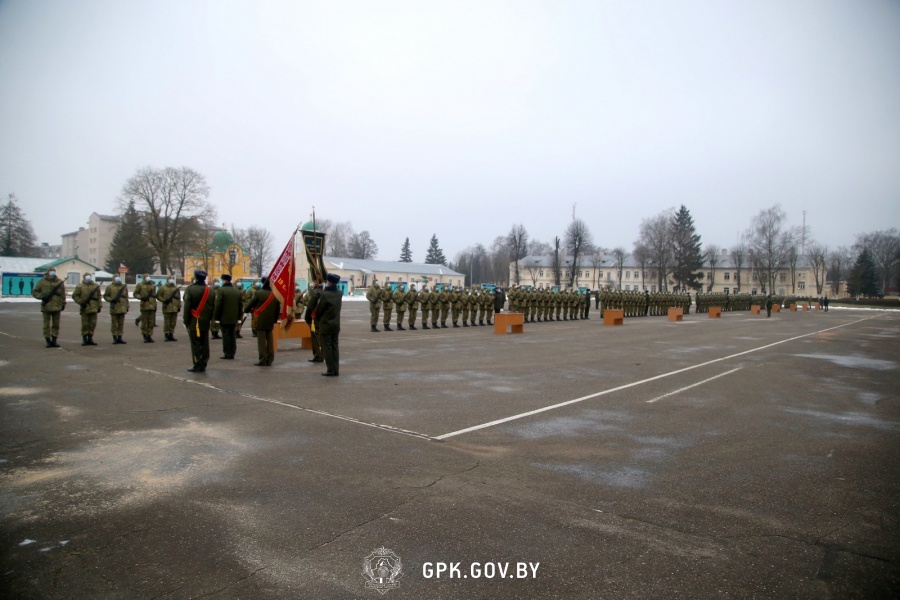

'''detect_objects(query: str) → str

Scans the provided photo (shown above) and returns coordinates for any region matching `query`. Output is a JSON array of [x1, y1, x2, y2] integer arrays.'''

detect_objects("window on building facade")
[[724, 272, 730, 280], [798, 281, 805, 290], [625, 285, 630, 290], [724, 287, 729, 294], [651, 285, 657, 292], [539, 270, 543, 277]]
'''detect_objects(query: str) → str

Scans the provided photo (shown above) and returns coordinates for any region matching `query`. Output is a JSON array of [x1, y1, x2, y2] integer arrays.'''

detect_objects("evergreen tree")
[[671, 205, 704, 291], [106, 201, 156, 274], [399, 237, 413, 262], [424, 234, 447, 265], [847, 248, 879, 297], [0, 193, 37, 256]]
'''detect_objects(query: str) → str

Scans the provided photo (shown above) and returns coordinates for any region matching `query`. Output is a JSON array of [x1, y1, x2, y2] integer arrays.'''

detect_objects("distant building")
[[0, 255, 101, 293], [35, 243, 62, 259], [182, 231, 252, 283], [61, 212, 120, 270], [511, 252, 846, 297]]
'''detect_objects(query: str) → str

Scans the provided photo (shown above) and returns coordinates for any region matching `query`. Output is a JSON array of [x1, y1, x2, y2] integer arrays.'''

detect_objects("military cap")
[[221, 274, 232, 282], [326, 272, 341, 284], [194, 269, 207, 280]]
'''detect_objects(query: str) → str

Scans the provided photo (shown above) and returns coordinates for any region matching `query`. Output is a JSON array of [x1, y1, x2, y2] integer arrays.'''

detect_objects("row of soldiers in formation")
[[361, 282, 507, 331], [29, 270, 275, 350]]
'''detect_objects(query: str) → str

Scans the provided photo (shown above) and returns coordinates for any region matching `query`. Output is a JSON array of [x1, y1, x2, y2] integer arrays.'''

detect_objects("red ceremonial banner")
[[268, 233, 296, 322]]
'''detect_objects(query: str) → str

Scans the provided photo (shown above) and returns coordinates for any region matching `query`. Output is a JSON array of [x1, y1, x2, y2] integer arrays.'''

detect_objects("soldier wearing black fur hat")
[[307, 272, 343, 376]]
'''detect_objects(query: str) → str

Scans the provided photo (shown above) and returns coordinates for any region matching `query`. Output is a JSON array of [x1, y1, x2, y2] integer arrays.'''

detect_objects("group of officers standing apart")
[[359, 281, 506, 331], [29, 268, 343, 376]]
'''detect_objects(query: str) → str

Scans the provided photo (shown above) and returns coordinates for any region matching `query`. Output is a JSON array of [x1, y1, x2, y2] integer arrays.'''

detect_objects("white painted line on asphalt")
[[645, 367, 743, 404], [436, 314, 883, 440], [132, 366, 442, 442]]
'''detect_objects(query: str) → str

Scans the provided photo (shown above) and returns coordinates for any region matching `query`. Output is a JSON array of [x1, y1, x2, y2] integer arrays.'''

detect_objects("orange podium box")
[[273, 320, 313, 352], [751, 305, 761, 314], [772, 304, 781, 313], [790, 304, 798, 312], [667, 307, 684, 321], [603, 309, 624, 326], [494, 312, 524, 334], [709, 306, 722, 318]]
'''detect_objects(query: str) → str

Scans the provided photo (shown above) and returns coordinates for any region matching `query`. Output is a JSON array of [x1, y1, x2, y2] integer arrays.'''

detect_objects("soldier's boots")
[[479, 320, 484, 326], [82, 336, 89, 346], [422, 323, 430, 329], [50, 336, 59, 347], [432, 322, 439, 329], [441, 323, 448, 329], [487, 320, 493, 325], [116, 335, 127, 344], [371, 325, 380, 332], [384, 324, 393, 331], [409, 324, 417, 330], [235, 331, 243, 338], [452, 322, 459, 328], [212, 331, 220, 339], [463, 322, 469, 327], [82, 335, 98, 346], [397, 323, 405, 331], [45, 337, 53, 348]]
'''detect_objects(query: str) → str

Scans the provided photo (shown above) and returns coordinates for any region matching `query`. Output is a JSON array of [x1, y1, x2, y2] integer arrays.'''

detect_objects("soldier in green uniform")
[[583, 288, 592, 319], [381, 283, 394, 331], [32, 269, 66, 347], [307, 272, 343, 376], [406, 284, 419, 330], [72, 272, 101, 345], [183, 270, 214, 373], [366, 280, 382, 332], [437, 285, 449, 328], [466, 288, 476, 326], [449, 286, 461, 327], [430, 286, 442, 329], [133, 273, 158, 343], [210, 279, 222, 339], [304, 282, 324, 363], [103, 275, 129, 344], [420, 285, 431, 329], [213, 274, 243, 360], [294, 284, 305, 317], [460, 287, 471, 327], [484, 287, 495, 325], [393, 282, 408, 330], [157, 276, 182, 341], [244, 276, 281, 366]]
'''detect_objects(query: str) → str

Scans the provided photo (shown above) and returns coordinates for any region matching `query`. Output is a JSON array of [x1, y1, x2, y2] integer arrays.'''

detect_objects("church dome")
[[300, 221, 319, 232], [210, 230, 234, 252]]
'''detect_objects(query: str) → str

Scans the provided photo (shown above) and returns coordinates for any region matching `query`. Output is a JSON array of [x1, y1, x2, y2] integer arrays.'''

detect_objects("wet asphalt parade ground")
[[1, 299, 898, 599]]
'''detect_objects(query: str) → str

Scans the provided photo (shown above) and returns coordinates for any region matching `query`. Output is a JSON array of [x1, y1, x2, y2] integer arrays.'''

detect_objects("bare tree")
[[508, 224, 529, 285], [827, 247, 851, 296], [612, 247, 628, 289], [349, 231, 378, 259], [564, 218, 593, 288], [632, 243, 650, 291], [729, 243, 747, 292], [118, 166, 215, 274], [786, 243, 801, 294], [590, 250, 606, 289], [745, 205, 799, 295], [705, 244, 721, 292], [638, 209, 674, 291], [805, 242, 829, 295], [245, 226, 274, 276], [528, 239, 552, 256]]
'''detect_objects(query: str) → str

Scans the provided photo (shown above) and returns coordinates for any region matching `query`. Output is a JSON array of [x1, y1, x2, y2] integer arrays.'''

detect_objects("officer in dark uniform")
[[307, 272, 343, 376], [213, 274, 243, 359], [244, 276, 281, 366], [304, 282, 324, 363], [183, 270, 214, 373]]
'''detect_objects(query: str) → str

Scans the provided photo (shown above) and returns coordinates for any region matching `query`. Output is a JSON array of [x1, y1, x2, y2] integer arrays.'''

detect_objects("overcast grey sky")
[[1, 0, 898, 262]]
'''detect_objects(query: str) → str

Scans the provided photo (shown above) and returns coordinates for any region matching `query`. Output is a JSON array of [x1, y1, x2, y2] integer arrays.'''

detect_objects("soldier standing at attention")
[[381, 283, 394, 331], [133, 273, 158, 343], [72, 272, 101, 346], [294, 284, 305, 319], [244, 276, 281, 366], [430, 286, 441, 329], [484, 288, 495, 325], [104, 275, 129, 344], [304, 282, 324, 363], [766, 294, 773, 318], [393, 282, 408, 330], [438, 285, 450, 328], [366, 280, 382, 332], [213, 274, 242, 360], [32, 269, 66, 347], [307, 272, 343, 376], [157, 275, 182, 341], [420, 285, 431, 329], [494, 286, 506, 316], [406, 284, 419, 330], [449, 286, 461, 327], [460, 287, 471, 327], [210, 278, 222, 340], [234, 280, 246, 338], [583, 288, 592, 319], [183, 270, 214, 373]]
